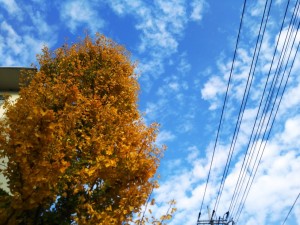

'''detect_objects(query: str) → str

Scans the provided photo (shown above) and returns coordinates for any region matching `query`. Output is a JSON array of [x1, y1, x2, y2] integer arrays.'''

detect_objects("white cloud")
[[280, 115, 300, 145], [59, 0, 105, 33], [152, 119, 300, 224], [0, 1, 58, 67], [276, 26, 300, 55], [0, 21, 32, 66], [0, 0, 21, 17], [144, 98, 169, 123], [152, 2, 300, 224], [280, 81, 300, 114], [201, 76, 226, 100], [0, 25, 54, 66], [275, 0, 285, 5], [135, 0, 185, 56], [106, 0, 207, 82], [169, 82, 180, 91], [249, 0, 266, 17], [177, 54, 191, 75], [201, 76, 226, 110], [2, 1, 299, 224], [177, 120, 194, 133], [27, 9, 55, 37], [156, 130, 176, 146], [190, 0, 206, 21], [107, 0, 185, 55], [239, 147, 300, 223]]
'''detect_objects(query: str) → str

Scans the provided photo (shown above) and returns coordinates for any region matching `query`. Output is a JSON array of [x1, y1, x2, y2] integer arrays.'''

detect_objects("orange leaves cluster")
[[0, 34, 165, 224]]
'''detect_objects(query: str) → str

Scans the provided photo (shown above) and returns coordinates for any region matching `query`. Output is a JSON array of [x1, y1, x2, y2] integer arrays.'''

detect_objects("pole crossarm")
[[197, 210, 235, 225], [197, 220, 233, 225], [197, 220, 235, 225]]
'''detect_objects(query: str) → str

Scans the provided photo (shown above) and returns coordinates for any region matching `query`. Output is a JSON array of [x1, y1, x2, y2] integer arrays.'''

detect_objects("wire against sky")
[[213, 0, 273, 215], [234, 2, 300, 222], [229, 0, 276, 214], [197, 0, 247, 220], [197, 0, 300, 223], [229, 0, 296, 215], [282, 192, 300, 225], [198, 0, 300, 223]]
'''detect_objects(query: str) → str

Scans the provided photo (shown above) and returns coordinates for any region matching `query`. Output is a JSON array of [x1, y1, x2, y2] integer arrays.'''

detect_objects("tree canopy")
[[0, 34, 173, 225]]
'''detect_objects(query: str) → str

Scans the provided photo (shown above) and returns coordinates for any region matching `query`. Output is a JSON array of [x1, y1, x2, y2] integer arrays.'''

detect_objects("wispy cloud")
[[201, 76, 227, 110], [153, 120, 300, 225], [0, 1, 57, 66], [2, 1, 298, 224], [0, 0, 21, 18], [151, 2, 300, 225], [106, 0, 206, 83], [0, 21, 53, 66], [59, 0, 105, 33], [190, 0, 207, 22], [156, 130, 176, 146]]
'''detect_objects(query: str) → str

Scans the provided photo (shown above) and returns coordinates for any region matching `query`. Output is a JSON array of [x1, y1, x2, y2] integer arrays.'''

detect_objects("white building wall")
[[0, 92, 19, 194]]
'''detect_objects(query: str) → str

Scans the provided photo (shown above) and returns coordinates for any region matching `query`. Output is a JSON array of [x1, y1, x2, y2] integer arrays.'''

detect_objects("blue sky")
[[1, 0, 300, 224]]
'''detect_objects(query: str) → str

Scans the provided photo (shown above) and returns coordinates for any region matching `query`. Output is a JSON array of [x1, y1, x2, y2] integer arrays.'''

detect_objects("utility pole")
[[197, 209, 235, 225]]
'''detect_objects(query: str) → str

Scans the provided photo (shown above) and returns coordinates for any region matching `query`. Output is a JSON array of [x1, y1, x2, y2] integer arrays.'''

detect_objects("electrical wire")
[[197, 0, 248, 219], [233, 4, 300, 221], [213, 0, 272, 214], [282, 192, 300, 225], [196, 0, 300, 223], [235, 20, 300, 222], [228, 0, 296, 216], [233, 1, 300, 218], [237, 10, 300, 221]]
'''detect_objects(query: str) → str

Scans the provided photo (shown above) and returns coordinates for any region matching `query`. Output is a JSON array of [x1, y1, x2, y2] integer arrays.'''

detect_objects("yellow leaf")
[[73, 188, 79, 194], [150, 198, 155, 205], [29, 198, 35, 205], [0, 34, 168, 224]]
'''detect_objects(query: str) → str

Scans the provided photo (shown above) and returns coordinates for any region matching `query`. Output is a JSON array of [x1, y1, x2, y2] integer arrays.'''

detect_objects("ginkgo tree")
[[0, 34, 175, 225]]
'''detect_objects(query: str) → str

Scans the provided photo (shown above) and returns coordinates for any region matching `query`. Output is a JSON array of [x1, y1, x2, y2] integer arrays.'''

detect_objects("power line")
[[235, 18, 300, 223], [235, 22, 299, 225], [233, 3, 300, 221], [197, 0, 248, 219], [282, 192, 300, 225], [229, 1, 272, 214], [213, 0, 272, 214], [228, 0, 297, 217], [196, 0, 300, 223]]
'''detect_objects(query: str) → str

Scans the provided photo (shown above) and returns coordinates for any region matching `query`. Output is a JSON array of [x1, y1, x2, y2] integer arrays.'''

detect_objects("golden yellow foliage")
[[0, 34, 174, 224]]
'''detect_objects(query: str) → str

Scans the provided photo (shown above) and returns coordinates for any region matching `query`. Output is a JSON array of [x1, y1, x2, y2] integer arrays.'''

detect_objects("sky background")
[[1, 0, 300, 224]]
